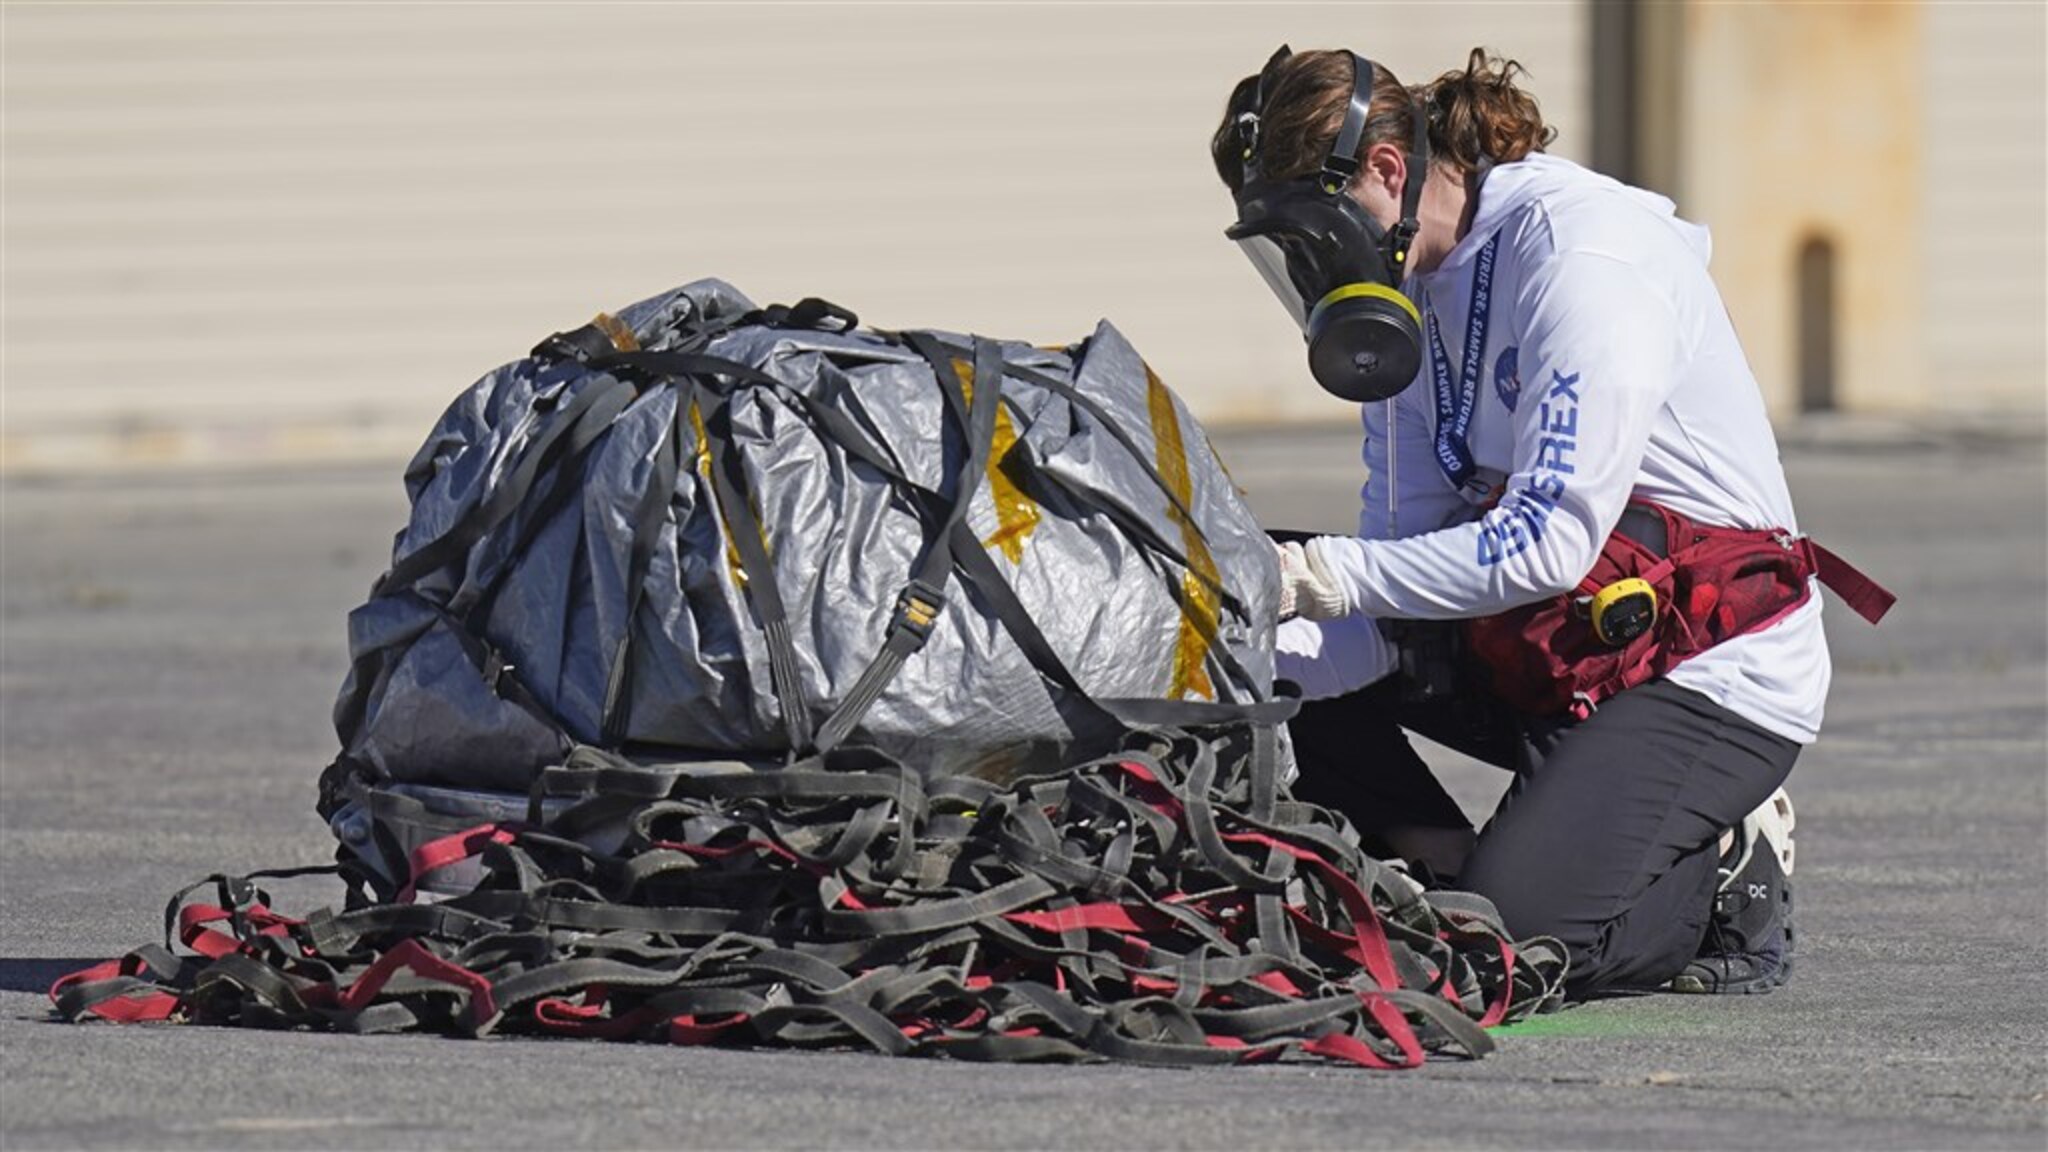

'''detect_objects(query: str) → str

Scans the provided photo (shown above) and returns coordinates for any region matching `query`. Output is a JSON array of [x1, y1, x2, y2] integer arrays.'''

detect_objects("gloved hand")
[[1275, 539, 1349, 621]]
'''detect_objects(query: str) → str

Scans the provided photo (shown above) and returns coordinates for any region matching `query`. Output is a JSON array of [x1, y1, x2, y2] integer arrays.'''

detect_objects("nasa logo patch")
[[1493, 346, 1521, 412]]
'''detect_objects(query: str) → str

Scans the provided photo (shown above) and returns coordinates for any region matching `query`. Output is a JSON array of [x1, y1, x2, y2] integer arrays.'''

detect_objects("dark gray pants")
[[1286, 675, 1800, 997]]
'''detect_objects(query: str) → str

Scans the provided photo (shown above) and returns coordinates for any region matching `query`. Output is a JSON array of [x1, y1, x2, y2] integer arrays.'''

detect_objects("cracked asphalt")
[[2, 424, 2043, 1149]]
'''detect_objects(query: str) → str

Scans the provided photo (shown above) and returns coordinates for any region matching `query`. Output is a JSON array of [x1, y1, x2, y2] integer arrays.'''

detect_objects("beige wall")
[[1923, 0, 2048, 414], [1, 2, 1588, 471], [1675, 2, 1924, 417], [1659, 0, 2045, 421], [5, 3, 2039, 475]]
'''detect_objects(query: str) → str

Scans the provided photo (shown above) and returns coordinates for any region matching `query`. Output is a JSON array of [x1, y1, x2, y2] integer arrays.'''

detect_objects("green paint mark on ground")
[[1491, 1007, 1650, 1037]]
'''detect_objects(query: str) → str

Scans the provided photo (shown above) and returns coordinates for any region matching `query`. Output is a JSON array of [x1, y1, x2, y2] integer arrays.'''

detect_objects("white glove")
[[1275, 539, 1350, 621]]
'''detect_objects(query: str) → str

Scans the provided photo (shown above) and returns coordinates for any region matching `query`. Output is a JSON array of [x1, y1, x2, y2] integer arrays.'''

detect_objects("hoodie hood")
[[1425, 153, 1712, 280]]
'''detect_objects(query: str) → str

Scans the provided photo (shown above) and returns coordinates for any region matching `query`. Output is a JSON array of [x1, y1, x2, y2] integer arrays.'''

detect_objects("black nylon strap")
[[581, 348, 826, 754], [701, 405, 815, 755], [50, 945, 193, 1021], [946, 519, 1296, 733], [64, 726, 1568, 1061], [811, 334, 1002, 755], [382, 375, 636, 598], [532, 322, 620, 365], [589, 349, 780, 392], [996, 356, 1247, 621], [334, 373, 629, 778], [600, 387, 686, 743]]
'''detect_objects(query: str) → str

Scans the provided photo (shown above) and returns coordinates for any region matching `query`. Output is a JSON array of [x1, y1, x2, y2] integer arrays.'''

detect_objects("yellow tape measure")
[[1589, 578, 1659, 647]]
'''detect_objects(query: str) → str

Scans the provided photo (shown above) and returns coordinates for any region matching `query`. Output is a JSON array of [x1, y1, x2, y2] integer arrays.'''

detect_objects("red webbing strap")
[[396, 822, 522, 903], [337, 938, 499, 1031], [668, 1013, 750, 1045], [1302, 1026, 1410, 1071], [176, 903, 301, 960], [651, 837, 801, 866], [1107, 759, 1187, 822], [54, 728, 1567, 1064], [535, 995, 665, 1040], [50, 957, 128, 998], [63, 986, 180, 1023], [1478, 936, 1517, 1027], [1445, 929, 1518, 1028], [1251, 969, 1303, 997], [1003, 903, 1173, 935], [49, 955, 182, 1023], [1220, 830, 1427, 1067], [1803, 538, 1896, 624], [76, 993, 180, 1023], [176, 908, 243, 960], [1220, 832, 1401, 989]]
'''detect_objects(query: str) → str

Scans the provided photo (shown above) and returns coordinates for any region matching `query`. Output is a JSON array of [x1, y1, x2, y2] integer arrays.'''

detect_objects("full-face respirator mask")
[[1226, 47, 1432, 403]]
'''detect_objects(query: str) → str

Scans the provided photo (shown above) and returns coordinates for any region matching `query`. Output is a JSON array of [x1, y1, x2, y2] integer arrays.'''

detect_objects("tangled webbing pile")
[[53, 730, 1566, 1067]]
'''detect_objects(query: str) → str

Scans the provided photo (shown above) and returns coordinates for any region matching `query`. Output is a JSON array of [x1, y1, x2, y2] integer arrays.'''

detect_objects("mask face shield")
[[1232, 233, 1311, 333], [1227, 181, 1398, 327], [1227, 180, 1424, 403]]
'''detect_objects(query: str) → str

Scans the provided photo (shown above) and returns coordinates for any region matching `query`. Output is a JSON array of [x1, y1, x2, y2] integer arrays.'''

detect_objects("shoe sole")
[[1669, 858, 1797, 996]]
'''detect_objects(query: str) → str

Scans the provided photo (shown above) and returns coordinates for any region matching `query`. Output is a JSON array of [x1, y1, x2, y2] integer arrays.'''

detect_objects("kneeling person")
[[1215, 45, 1888, 997]]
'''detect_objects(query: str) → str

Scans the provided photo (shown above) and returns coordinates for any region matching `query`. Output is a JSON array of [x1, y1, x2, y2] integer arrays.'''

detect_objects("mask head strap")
[[1235, 44, 1294, 185], [1386, 61, 1431, 277], [1318, 53, 1375, 195]]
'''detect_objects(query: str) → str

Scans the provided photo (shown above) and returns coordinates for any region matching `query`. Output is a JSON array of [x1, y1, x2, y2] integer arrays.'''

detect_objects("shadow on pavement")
[[0, 958, 104, 995]]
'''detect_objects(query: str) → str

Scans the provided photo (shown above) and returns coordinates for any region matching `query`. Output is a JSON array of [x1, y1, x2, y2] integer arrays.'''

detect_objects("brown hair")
[[1212, 47, 1556, 193]]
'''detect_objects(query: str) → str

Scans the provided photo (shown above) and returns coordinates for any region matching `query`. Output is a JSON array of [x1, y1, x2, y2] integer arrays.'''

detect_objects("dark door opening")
[[1796, 236, 1838, 413]]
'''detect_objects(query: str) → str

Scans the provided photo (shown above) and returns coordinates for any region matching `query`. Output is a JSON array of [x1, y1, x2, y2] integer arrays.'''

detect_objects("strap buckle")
[[530, 323, 617, 365], [894, 580, 947, 646], [752, 297, 860, 334]]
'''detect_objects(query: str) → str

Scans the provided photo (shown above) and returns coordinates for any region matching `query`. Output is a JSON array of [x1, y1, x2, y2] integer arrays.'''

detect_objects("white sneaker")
[[1676, 786, 1797, 995], [1722, 786, 1795, 885], [1752, 786, 1795, 878]]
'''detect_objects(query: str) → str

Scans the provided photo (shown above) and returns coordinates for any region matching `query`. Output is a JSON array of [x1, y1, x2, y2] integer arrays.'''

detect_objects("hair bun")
[[1424, 48, 1556, 172]]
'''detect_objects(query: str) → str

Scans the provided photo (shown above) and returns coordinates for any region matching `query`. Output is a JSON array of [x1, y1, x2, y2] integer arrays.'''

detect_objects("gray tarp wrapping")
[[336, 279, 1284, 791]]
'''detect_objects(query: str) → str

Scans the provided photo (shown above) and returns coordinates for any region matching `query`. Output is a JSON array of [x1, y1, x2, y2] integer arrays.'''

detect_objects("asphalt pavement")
[[2, 424, 2043, 1149]]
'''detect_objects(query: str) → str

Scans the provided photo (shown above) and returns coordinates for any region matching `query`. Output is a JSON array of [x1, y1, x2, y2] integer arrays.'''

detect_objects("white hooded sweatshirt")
[[1277, 154, 1830, 744]]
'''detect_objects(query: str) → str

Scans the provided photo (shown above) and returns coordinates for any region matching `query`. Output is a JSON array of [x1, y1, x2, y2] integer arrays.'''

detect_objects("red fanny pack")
[[1466, 500, 1895, 718]]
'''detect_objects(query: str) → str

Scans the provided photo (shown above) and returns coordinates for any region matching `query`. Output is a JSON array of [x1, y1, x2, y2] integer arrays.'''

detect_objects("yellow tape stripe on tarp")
[[953, 357, 1042, 565], [1143, 364, 1220, 702], [689, 399, 751, 589]]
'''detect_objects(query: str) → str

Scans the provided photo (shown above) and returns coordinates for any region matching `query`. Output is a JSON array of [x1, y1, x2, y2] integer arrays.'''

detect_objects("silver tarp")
[[336, 279, 1283, 791]]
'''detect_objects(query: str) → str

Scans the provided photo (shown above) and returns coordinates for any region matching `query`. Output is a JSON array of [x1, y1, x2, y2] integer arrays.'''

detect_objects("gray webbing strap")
[[811, 333, 1002, 755], [56, 728, 1567, 1066]]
